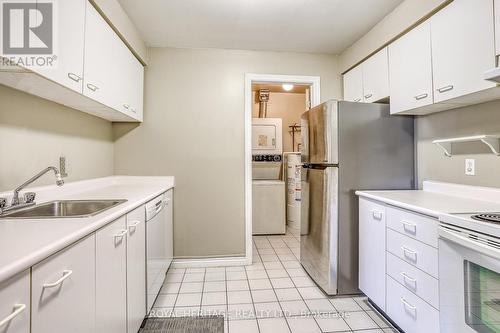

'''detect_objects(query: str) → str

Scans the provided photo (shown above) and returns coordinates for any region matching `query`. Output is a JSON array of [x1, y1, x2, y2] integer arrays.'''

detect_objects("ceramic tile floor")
[[150, 227, 399, 333]]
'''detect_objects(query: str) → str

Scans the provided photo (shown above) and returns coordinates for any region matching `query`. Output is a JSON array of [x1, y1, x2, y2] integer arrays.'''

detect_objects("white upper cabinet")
[[431, 0, 496, 103], [131, 56, 145, 121], [362, 48, 390, 103], [33, 0, 86, 93], [343, 65, 363, 102], [343, 48, 389, 103], [83, 4, 121, 111], [84, 3, 144, 121], [389, 21, 434, 114], [0, 1, 144, 122]]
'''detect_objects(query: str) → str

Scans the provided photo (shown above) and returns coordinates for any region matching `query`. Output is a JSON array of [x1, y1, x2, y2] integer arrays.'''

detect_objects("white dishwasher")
[[146, 190, 173, 312]]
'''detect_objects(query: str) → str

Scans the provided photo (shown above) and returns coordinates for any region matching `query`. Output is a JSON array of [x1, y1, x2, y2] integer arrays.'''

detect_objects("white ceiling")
[[118, 0, 404, 54]]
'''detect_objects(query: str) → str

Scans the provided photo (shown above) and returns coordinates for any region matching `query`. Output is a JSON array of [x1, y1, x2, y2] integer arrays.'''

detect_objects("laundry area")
[[251, 83, 309, 235]]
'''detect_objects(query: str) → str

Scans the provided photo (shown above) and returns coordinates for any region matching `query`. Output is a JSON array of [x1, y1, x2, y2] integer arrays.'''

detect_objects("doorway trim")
[[244, 73, 321, 264]]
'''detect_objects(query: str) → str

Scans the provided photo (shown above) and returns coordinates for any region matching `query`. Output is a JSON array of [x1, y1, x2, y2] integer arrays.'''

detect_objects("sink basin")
[[0, 199, 127, 219]]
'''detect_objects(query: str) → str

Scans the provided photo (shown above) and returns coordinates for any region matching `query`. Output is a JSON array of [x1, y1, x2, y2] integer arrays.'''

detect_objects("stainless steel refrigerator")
[[300, 100, 415, 295]]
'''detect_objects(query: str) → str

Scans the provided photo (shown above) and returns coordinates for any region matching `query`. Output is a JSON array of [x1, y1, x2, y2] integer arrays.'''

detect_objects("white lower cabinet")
[[32, 235, 96, 333], [0, 270, 30, 333], [386, 276, 440, 333], [127, 206, 147, 333], [358, 198, 386, 311], [96, 217, 128, 333], [358, 197, 441, 332]]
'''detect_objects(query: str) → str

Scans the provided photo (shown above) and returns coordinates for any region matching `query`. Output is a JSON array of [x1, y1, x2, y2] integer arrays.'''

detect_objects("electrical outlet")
[[465, 159, 475, 176], [59, 156, 69, 178]]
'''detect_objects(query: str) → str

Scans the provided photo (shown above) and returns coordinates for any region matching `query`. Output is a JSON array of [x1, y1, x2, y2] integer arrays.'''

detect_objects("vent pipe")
[[258, 89, 270, 118]]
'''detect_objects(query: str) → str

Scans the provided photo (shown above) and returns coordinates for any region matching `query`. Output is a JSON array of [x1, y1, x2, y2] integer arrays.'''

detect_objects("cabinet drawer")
[[32, 235, 96, 333], [386, 207, 438, 248], [387, 252, 439, 309], [0, 270, 30, 333], [386, 276, 440, 333], [387, 228, 438, 278]]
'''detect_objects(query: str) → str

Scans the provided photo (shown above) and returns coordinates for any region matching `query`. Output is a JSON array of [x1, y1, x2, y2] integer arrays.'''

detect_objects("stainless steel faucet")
[[11, 166, 64, 206]]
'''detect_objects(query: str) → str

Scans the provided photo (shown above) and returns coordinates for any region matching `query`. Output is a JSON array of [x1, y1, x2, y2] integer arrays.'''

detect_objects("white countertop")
[[356, 181, 500, 218], [0, 176, 175, 283]]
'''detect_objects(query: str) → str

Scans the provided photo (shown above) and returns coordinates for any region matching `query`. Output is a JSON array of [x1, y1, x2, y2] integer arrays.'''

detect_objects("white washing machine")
[[252, 180, 286, 235]]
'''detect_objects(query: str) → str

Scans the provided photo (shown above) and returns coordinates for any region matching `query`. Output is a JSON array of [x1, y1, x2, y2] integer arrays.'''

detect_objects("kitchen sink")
[[0, 199, 127, 219]]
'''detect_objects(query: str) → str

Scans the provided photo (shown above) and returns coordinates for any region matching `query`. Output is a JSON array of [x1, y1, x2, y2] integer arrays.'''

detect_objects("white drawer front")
[[0, 270, 30, 333], [387, 252, 439, 309], [386, 276, 440, 333], [386, 207, 438, 248], [387, 228, 438, 278]]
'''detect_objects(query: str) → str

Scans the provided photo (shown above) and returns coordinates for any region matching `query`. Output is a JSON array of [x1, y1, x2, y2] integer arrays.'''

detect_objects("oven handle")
[[439, 226, 500, 259]]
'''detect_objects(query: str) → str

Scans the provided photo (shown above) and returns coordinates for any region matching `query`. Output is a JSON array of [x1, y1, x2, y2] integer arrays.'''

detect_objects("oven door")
[[439, 226, 500, 333]]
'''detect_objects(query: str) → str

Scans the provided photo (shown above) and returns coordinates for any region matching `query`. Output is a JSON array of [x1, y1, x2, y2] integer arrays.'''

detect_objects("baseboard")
[[172, 256, 251, 268]]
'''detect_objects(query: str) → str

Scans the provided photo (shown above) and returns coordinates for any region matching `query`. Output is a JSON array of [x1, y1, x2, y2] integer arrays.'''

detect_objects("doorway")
[[244, 74, 321, 265]]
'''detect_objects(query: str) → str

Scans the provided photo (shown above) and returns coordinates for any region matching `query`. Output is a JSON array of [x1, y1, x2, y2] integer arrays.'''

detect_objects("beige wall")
[[338, 0, 449, 73], [113, 47, 340, 258], [0, 85, 114, 191], [252, 92, 306, 152], [417, 100, 500, 188]]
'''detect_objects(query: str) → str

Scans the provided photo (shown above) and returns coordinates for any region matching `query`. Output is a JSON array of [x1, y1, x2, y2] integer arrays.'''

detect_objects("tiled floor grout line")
[[172, 269, 187, 310], [244, 240, 262, 333], [255, 236, 293, 333], [198, 268, 207, 313], [271, 230, 324, 333]]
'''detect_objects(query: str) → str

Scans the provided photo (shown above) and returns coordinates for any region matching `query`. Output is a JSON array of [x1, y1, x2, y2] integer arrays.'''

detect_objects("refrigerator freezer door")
[[301, 101, 338, 165], [300, 166, 338, 295]]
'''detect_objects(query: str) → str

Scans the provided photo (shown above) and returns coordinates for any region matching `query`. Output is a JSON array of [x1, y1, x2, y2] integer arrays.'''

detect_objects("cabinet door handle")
[[114, 229, 128, 241], [131, 108, 137, 114], [86, 83, 99, 92], [400, 272, 417, 287], [364, 93, 373, 99], [43, 270, 73, 288], [128, 221, 141, 232], [400, 298, 417, 312], [401, 246, 417, 261], [402, 220, 417, 234], [67, 73, 82, 82], [414, 93, 428, 100], [354, 98, 362, 102], [437, 85, 454, 93], [123, 104, 130, 110], [372, 210, 383, 221], [0, 304, 26, 327]]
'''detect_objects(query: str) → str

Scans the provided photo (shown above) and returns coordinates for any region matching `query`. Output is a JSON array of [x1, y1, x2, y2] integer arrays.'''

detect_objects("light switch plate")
[[465, 159, 475, 176]]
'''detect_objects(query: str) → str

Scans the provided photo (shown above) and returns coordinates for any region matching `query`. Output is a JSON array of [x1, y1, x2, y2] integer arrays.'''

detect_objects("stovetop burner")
[[472, 213, 500, 223]]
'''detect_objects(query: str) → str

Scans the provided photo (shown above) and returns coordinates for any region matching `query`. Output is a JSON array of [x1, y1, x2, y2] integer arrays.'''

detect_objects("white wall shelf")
[[433, 135, 500, 157]]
